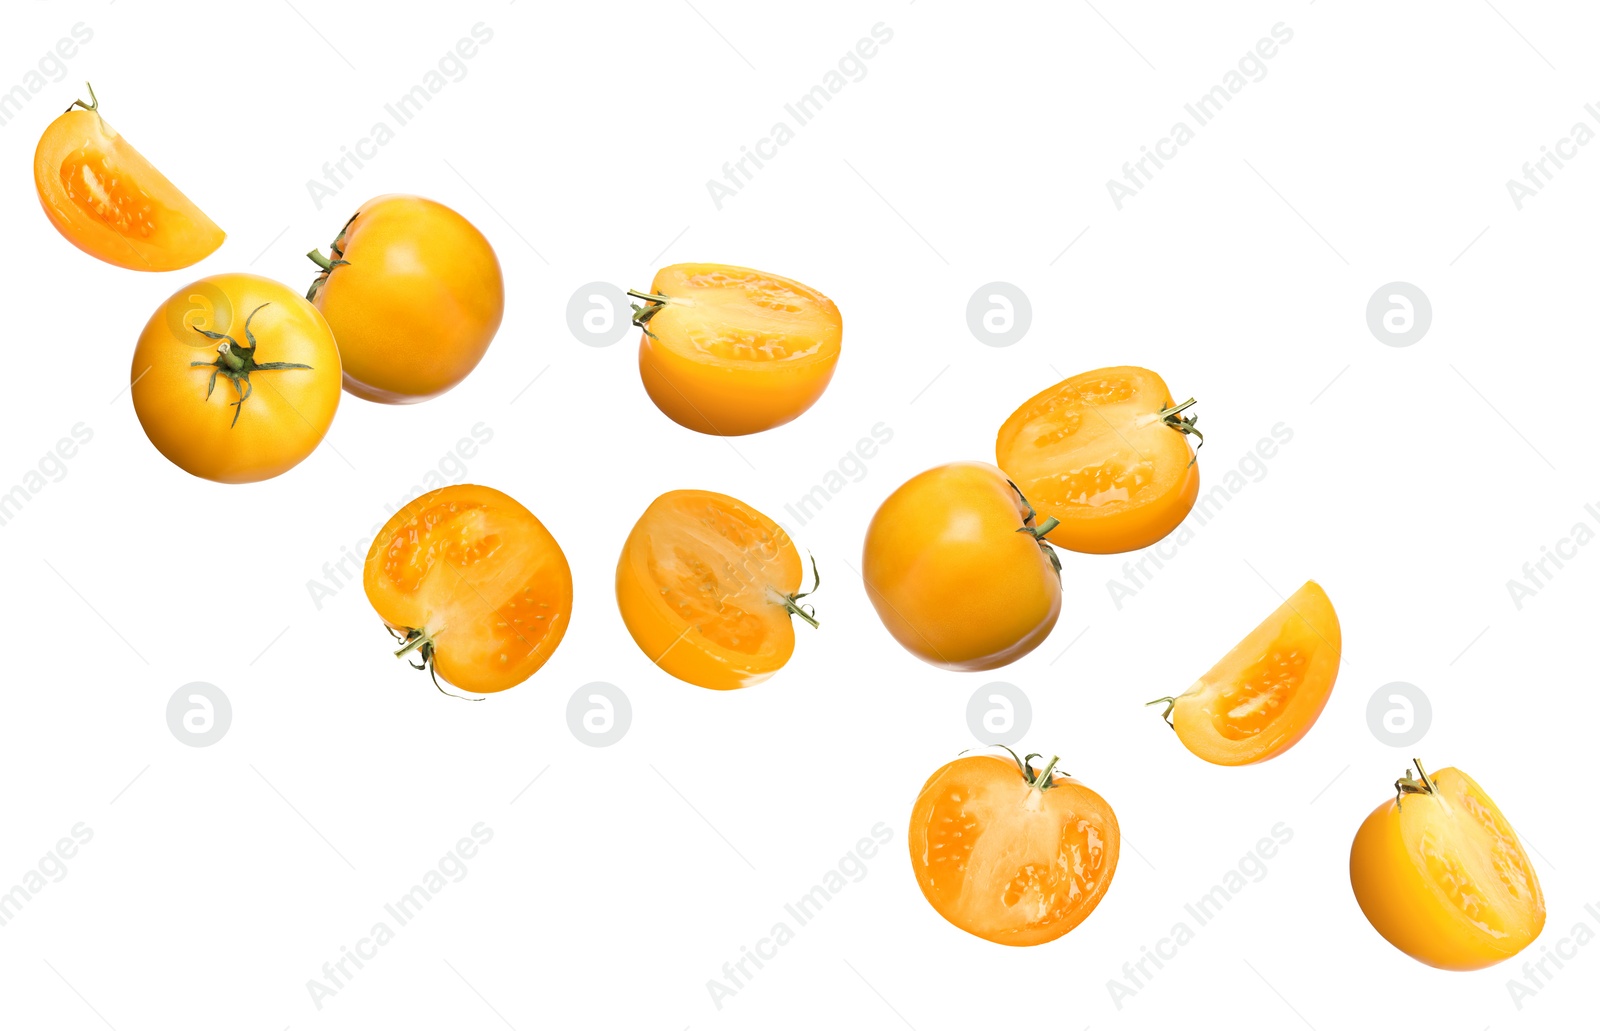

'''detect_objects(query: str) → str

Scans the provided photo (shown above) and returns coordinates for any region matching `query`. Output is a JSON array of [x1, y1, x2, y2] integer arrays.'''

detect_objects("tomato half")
[[616, 489, 817, 690], [1350, 761, 1545, 970], [996, 366, 1200, 554], [308, 195, 504, 403], [863, 462, 1061, 671], [909, 750, 1120, 946], [131, 274, 340, 483], [1150, 580, 1339, 765], [364, 485, 573, 695], [632, 263, 841, 435], [34, 85, 223, 272]]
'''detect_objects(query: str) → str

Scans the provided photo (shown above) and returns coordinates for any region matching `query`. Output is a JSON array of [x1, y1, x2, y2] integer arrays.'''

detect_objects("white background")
[[1, 1, 1596, 1028]]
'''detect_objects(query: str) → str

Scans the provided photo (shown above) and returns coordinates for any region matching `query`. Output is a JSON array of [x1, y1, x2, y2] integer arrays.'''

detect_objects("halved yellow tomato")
[[1149, 581, 1340, 764], [1350, 760, 1545, 970], [632, 263, 841, 435], [34, 85, 223, 271], [364, 484, 572, 695], [909, 749, 1120, 946], [616, 489, 817, 690], [996, 366, 1199, 554]]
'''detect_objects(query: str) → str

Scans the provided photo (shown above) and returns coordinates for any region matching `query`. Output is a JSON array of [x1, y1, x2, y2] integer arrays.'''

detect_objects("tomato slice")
[[34, 90, 223, 272], [637, 264, 842, 435], [996, 366, 1199, 554], [364, 485, 572, 694], [1161, 581, 1340, 764], [615, 489, 812, 690], [1350, 763, 1545, 969]]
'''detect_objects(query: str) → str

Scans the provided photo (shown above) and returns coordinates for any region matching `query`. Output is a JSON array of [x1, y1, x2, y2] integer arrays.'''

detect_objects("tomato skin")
[[1165, 580, 1340, 765], [34, 101, 223, 271], [638, 263, 841, 435], [309, 195, 504, 403], [996, 366, 1198, 554], [616, 490, 807, 690], [863, 462, 1061, 671], [364, 484, 572, 694], [131, 274, 340, 483], [1349, 766, 1545, 970], [909, 754, 1119, 946]]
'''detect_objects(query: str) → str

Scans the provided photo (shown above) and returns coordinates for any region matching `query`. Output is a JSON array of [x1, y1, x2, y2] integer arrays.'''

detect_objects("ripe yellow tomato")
[[909, 750, 1120, 946], [616, 489, 817, 690], [863, 462, 1061, 671], [1149, 580, 1340, 765], [34, 85, 223, 271], [131, 274, 340, 483], [632, 263, 841, 435], [1350, 761, 1545, 970], [364, 484, 573, 695], [307, 195, 504, 403], [996, 366, 1200, 554]]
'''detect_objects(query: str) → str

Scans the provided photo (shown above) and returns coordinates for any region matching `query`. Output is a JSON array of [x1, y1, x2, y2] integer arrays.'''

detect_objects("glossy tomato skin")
[[310, 195, 504, 403], [996, 366, 1198, 554], [1349, 766, 1545, 970], [909, 754, 1120, 946], [131, 274, 340, 483], [34, 101, 223, 271], [616, 490, 807, 690], [1168, 580, 1341, 765], [638, 263, 841, 435], [364, 484, 572, 694], [863, 462, 1061, 671]]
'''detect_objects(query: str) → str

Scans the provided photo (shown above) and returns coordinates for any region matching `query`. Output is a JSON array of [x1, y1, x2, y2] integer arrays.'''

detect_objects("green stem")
[[307, 248, 335, 271]]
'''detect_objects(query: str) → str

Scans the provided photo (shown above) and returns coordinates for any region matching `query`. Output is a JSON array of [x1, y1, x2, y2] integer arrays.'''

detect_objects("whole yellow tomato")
[[131, 274, 340, 483], [863, 462, 1062, 670], [1349, 760, 1544, 970], [307, 195, 503, 403]]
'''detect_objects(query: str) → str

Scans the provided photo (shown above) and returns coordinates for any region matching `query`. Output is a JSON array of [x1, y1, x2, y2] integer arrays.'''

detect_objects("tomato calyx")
[[64, 81, 99, 116], [1395, 757, 1438, 811], [1145, 695, 1177, 729], [188, 303, 315, 427], [1158, 397, 1203, 467], [764, 553, 822, 629], [627, 289, 671, 340], [993, 744, 1068, 790], [386, 625, 483, 701], [305, 210, 359, 301], [1007, 481, 1063, 580]]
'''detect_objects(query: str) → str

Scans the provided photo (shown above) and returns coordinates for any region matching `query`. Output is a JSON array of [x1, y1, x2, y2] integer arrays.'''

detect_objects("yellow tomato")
[[616, 489, 817, 690], [1349, 761, 1545, 970], [863, 462, 1061, 671], [131, 274, 340, 483], [308, 195, 504, 403], [1149, 581, 1340, 765], [632, 263, 841, 435], [34, 85, 224, 271], [996, 366, 1200, 554]]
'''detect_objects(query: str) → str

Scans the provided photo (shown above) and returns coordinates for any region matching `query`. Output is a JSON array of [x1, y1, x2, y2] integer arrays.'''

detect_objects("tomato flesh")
[[1169, 580, 1339, 764], [365, 485, 572, 694], [996, 366, 1197, 554], [616, 490, 806, 690], [35, 106, 223, 271], [639, 264, 841, 435]]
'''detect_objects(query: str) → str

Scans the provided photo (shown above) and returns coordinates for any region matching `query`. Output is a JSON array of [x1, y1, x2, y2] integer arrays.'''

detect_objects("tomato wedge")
[[34, 85, 223, 272], [364, 485, 572, 695], [1151, 580, 1340, 765], [996, 366, 1199, 554], [1350, 760, 1545, 970], [632, 263, 842, 435], [615, 489, 817, 690]]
